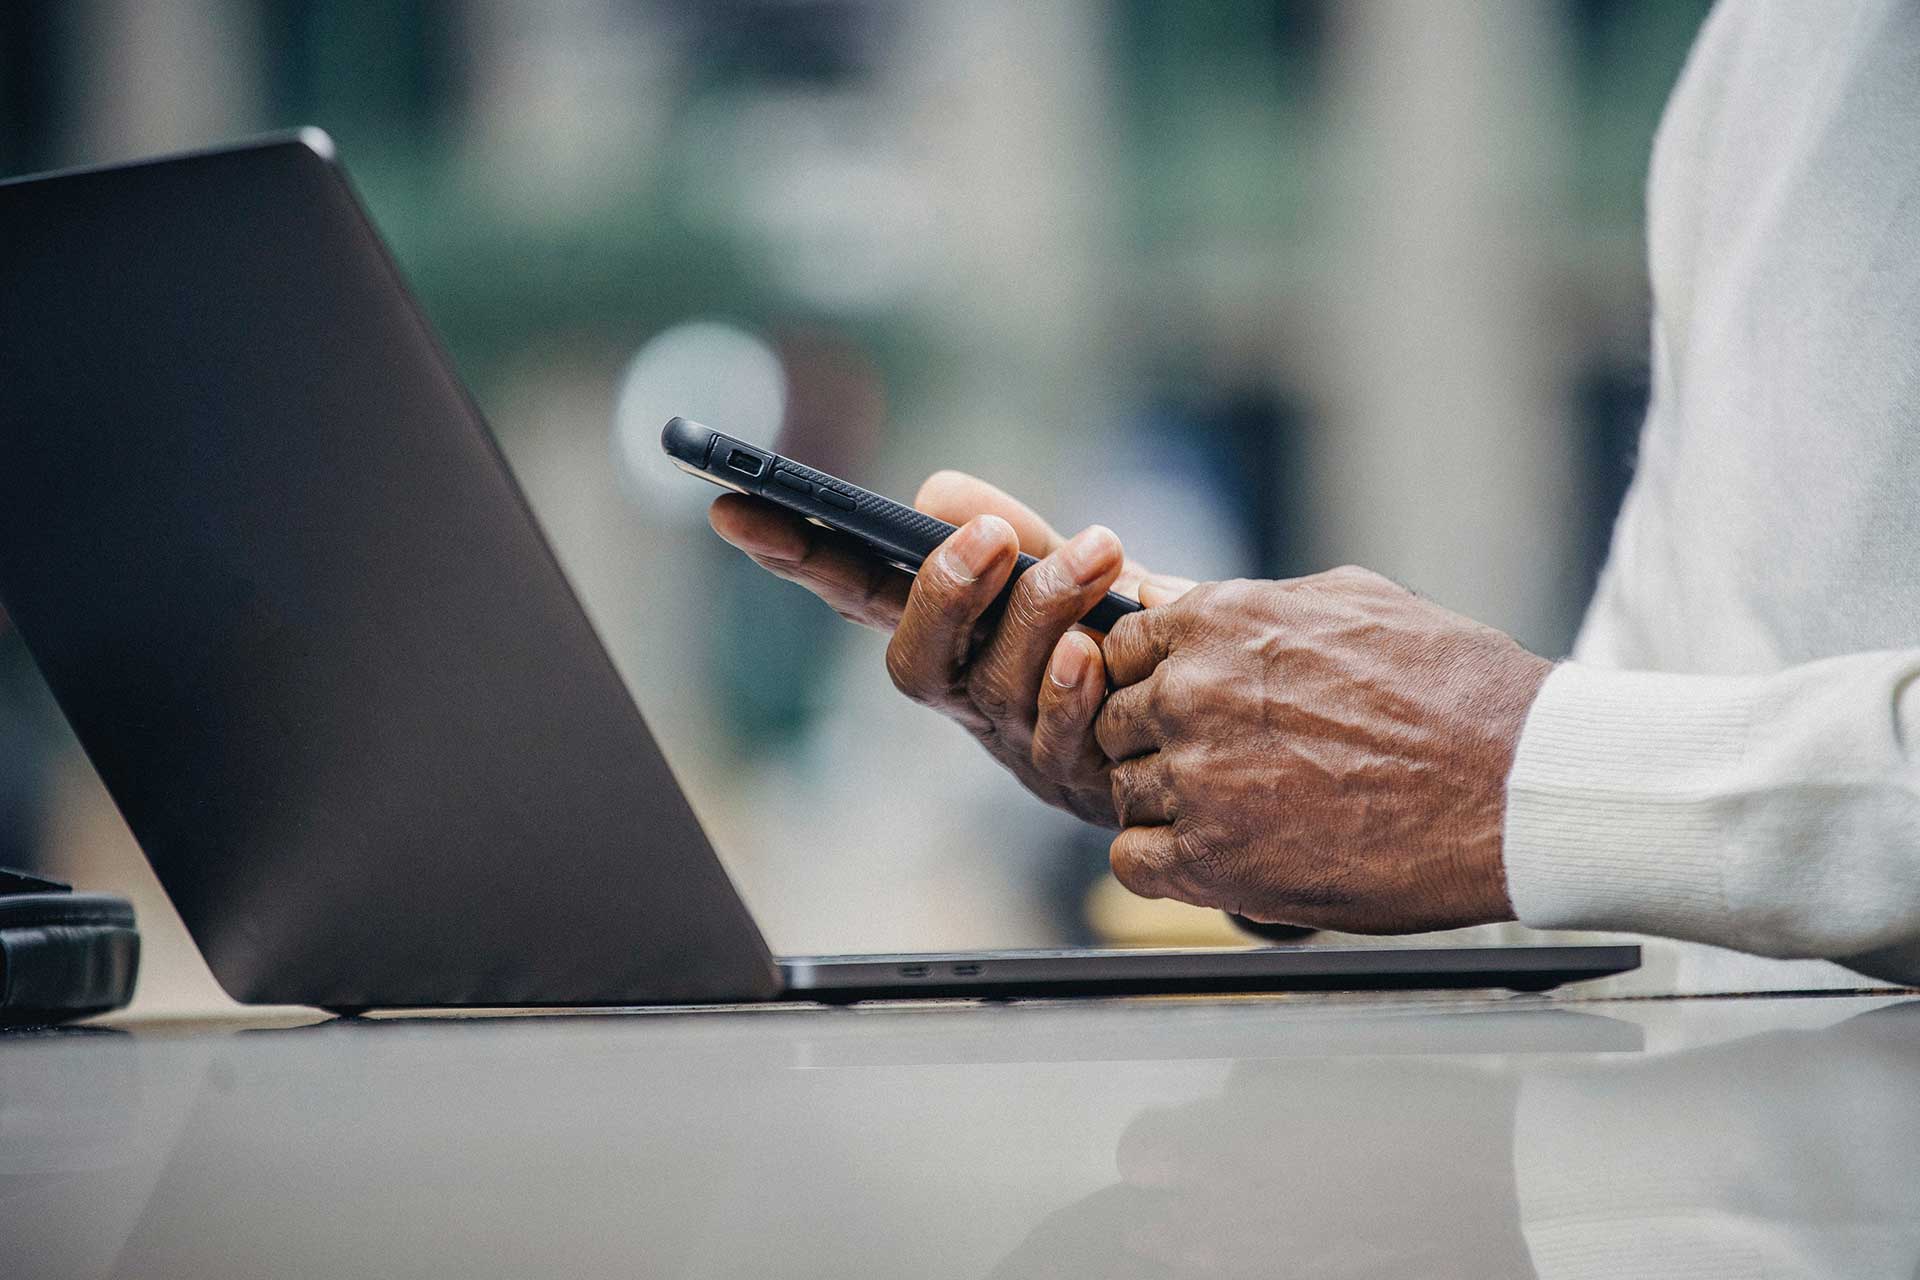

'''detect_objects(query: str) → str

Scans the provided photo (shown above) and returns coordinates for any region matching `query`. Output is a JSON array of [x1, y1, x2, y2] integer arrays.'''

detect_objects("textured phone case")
[[664, 418, 1140, 631]]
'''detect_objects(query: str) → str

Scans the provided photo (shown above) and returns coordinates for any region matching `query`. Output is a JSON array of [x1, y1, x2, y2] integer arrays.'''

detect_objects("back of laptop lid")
[[0, 134, 782, 1007]]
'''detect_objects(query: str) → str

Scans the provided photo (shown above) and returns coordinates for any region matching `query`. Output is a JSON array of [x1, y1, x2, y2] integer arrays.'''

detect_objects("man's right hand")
[[708, 470, 1189, 828]]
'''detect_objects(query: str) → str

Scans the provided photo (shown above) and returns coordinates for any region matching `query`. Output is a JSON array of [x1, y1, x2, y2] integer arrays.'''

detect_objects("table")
[[5, 989, 1916, 1277]]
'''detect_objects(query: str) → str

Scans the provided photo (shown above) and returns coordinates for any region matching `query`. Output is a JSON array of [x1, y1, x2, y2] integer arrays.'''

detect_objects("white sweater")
[[1503, 0, 1920, 987]]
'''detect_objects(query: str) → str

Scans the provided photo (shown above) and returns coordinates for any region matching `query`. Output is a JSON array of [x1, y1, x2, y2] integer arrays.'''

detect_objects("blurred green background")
[[0, 0, 1709, 973]]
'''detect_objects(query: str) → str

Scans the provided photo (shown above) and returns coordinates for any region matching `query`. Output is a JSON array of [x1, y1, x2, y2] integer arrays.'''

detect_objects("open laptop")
[[0, 133, 1637, 1010]]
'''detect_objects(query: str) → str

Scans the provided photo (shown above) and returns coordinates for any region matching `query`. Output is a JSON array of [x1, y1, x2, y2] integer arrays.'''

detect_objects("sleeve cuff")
[[1502, 662, 1762, 944]]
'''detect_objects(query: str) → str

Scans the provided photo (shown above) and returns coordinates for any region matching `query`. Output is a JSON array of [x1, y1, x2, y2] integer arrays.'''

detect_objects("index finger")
[[914, 470, 1065, 557], [709, 493, 910, 630], [915, 470, 1170, 607]]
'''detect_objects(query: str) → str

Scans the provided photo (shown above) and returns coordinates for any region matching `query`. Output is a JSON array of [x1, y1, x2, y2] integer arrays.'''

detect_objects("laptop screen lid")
[[0, 133, 782, 1007]]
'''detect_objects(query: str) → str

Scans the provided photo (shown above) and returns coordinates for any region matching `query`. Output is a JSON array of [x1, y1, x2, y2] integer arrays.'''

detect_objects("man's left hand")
[[1095, 567, 1551, 933]]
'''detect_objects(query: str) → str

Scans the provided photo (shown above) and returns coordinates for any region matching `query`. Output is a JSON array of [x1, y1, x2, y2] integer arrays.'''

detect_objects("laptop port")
[[951, 963, 982, 977], [898, 964, 930, 978], [724, 447, 766, 478]]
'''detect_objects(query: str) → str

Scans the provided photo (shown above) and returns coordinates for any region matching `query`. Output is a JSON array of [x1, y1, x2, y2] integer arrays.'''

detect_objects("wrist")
[[1474, 652, 1555, 924]]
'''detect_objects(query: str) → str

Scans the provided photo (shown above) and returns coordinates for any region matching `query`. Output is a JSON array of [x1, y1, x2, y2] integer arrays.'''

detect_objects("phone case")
[[662, 417, 1141, 632]]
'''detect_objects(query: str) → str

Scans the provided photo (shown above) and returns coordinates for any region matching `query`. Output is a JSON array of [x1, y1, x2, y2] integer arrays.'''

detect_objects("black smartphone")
[[662, 416, 1141, 631]]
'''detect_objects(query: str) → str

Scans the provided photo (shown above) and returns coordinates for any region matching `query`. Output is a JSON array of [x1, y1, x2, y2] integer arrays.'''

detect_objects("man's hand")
[[1095, 567, 1552, 932], [709, 471, 1188, 827]]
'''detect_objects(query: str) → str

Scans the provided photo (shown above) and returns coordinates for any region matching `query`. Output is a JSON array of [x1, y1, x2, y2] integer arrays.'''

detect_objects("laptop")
[[0, 133, 1637, 1010]]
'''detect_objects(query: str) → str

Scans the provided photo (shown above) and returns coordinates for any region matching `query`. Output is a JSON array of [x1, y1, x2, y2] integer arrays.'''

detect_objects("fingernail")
[[951, 517, 1007, 579], [1049, 639, 1091, 690], [1064, 526, 1119, 586]]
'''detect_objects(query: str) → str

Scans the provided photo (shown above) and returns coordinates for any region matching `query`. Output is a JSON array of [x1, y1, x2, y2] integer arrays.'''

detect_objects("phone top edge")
[[659, 416, 717, 467]]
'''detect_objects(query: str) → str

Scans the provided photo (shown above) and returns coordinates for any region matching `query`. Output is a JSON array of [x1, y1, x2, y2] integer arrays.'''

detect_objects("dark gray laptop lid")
[[0, 133, 783, 1007]]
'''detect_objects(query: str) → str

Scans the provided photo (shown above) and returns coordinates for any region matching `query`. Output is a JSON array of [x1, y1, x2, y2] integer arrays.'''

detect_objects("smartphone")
[[662, 416, 1141, 631]]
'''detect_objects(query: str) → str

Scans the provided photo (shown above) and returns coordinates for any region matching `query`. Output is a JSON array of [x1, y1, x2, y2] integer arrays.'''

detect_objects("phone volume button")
[[773, 468, 811, 495], [818, 487, 856, 511]]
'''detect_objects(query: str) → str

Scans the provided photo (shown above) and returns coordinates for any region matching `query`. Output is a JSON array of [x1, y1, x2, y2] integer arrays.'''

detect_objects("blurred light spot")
[[613, 321, 787, 516]]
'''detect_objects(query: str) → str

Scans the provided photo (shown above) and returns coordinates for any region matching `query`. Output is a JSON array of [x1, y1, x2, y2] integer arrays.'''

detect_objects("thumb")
[[1137, 574, 1198, 608]]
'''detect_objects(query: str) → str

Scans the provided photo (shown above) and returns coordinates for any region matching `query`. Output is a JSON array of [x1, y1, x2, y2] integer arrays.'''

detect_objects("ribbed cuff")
[[1503, 662, 1762, 944]]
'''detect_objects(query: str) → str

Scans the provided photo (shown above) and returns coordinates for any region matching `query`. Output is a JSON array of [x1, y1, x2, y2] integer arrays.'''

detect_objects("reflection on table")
[[2, 994, 1914, 1278]]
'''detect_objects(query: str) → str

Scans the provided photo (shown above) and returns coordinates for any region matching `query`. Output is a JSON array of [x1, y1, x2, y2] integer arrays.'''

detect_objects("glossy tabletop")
[[5, 990, 1917, 1278]]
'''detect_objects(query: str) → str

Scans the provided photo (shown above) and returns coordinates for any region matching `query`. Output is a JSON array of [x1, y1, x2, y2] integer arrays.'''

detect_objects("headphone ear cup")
[[0, 891, 139, 1025]]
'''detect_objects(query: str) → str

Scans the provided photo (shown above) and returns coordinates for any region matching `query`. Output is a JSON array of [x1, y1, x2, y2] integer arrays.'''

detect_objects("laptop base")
[[778, 943, 1639, 1002]]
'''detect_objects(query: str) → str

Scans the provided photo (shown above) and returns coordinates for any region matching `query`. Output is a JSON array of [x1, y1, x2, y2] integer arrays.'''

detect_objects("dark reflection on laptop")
[[992, 1000, 1920, 1279]]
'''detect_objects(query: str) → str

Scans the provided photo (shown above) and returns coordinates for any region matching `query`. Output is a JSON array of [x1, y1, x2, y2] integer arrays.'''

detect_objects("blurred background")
[[0, 0, 1711, 1009]]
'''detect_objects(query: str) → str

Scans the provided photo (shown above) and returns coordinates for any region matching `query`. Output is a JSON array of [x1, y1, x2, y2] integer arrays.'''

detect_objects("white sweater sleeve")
[[1503, 653, 1920, 984]]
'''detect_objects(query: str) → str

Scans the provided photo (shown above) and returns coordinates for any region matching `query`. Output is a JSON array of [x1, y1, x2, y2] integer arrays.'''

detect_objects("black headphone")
[[0, 869, 139, 1026]]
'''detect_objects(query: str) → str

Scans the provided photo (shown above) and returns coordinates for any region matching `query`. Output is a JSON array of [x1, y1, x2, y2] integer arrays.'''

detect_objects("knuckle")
[[1154, 746, 1188, 801], [1029, 728, 1059, 775], [1094, 697, 1138, 759], [972, 689, 1016, 724], [1181, 579, 1228, 611], [1109, 757, 1168, 826], [1004, 577, 1065, 633], [1144, 665, 1201, 733], [1147, 667, 1183, 722], [1102, 613, 1147, 661], [1165, 740, 1207, 789], [965, 666, 1018, 721], [1143, 678, 1169, 727], [1154, 581, 1222, 638], [883, 640, 934, 704], [1167, 826, 1230, 898]]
